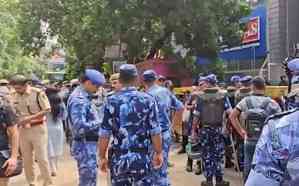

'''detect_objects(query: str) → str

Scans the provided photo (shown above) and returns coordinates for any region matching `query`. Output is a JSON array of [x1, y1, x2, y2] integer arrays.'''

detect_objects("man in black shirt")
[[0, 96, 19, 186]]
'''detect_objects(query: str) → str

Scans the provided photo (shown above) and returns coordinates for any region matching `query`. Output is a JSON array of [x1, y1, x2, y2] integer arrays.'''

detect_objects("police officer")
[[227, 75, 241, 108], [193, 74, 232, 186], [245, 64, 299, 185], [186, 76, 207, 174], [235, 75, 253, 104], [0, 90, 19, 186], [10, 75, 52, 186], [230, 76, 281, 182], [143, 70, 184, 186], [110, 73, 122, 92], [67, 69, 106, 186], [286, 58, 299, 110], [99, 64, 163, 186]]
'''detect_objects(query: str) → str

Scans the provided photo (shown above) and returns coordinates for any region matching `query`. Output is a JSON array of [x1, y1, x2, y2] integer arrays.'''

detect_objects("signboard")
[[242, 17, 260, 44]]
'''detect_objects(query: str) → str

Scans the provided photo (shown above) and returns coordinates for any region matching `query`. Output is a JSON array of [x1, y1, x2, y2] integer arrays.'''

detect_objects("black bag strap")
[[36, 91, 42, 111]]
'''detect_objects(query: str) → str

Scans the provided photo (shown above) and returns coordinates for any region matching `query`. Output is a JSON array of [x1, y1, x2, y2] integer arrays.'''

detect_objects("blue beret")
[[288, 58, 299, 74], [230, 75, 241, 83], [240, 75, 253, 83], [143, 70, 157, 81], [205, 74, 217, 84], [119, 64, 138, 77], [85, 69, 106, 86]]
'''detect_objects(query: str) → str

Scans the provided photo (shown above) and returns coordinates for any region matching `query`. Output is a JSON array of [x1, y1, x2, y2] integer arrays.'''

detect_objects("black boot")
[[194, 160, 202, 175], [178, 135, 188, 154], [201, 181, 213, 186], [186, 158, 193, 172], [216, 177, 230, 186], [215, 181, 230, 186]]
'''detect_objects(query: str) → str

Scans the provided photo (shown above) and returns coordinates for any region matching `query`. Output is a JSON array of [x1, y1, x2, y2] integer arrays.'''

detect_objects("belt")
[[30, 121, 43, 127], [74, 135, 99, 142], [111, 148, 149, 156]]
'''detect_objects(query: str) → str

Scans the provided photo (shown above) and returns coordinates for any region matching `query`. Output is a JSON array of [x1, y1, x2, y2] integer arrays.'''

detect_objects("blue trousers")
[[153, 131, 172, 186], [198, 127, 225, 179], [71, 141, 98, 186]]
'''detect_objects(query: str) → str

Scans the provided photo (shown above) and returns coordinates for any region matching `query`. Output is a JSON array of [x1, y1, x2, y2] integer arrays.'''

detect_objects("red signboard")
[[242, 17, 260, 44]]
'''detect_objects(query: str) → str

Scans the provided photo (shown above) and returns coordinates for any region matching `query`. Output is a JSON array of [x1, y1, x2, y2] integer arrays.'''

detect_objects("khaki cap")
[[110, 73, 120, 81]]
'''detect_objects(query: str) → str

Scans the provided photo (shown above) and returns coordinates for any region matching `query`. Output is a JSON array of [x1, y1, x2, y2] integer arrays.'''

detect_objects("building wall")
[[268, 0, 287, 66], [268, 0, 299, 81], [287, 0, 299, 55]]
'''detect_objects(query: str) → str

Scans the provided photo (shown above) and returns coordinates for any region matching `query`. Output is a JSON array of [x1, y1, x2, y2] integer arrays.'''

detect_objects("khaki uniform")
[[11, 87, 52, 186]]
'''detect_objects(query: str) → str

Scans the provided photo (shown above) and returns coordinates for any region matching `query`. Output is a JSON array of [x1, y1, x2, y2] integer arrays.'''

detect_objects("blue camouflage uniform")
[[67, 69, 105, 186], [193, 74, 232, 183], [246, 109, 299, 186], [99, 65, 162, 186], [143, 70, 183, 186], [286, 59, 299, 110]]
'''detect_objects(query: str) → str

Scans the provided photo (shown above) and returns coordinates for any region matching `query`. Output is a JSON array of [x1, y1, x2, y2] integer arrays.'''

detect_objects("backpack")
[[199, 89, 225, 127], [243, 97, 272, 140]]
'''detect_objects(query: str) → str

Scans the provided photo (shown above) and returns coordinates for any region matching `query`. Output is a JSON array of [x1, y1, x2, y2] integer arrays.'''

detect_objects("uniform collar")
[[120, 86, 137, 92]]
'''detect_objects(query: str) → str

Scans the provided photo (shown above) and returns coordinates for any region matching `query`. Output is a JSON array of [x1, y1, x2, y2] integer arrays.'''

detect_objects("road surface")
[[11, 144, 242, 186]]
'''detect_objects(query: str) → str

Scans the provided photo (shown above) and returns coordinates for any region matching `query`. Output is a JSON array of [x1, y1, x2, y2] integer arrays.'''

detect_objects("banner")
[[242, 17, 260, 44]]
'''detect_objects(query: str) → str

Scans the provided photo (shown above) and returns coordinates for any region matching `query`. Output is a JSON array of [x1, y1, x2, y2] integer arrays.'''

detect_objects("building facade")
[[268, 0, 299, 81]]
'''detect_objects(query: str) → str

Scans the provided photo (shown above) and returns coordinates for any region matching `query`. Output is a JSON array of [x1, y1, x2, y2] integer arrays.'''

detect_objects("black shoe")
[[178, 148, 186, 154], [186, 164, 192, 172], [194, 166, 202, 175], [186, 159, 193, 172], [215, 180, 230, 186], [201, 181, 213, 186]]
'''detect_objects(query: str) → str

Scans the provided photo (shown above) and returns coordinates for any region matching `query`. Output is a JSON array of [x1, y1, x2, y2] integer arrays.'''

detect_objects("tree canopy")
[[0, 0, 46, 79], [17, 0, 250, 78]]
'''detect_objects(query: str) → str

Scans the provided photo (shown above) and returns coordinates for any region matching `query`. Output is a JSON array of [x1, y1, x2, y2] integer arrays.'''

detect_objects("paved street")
[[11, 144, 242, 186]]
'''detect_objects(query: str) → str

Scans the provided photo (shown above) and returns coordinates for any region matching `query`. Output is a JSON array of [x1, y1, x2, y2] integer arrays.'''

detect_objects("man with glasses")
[[67, 69, 106, 186]]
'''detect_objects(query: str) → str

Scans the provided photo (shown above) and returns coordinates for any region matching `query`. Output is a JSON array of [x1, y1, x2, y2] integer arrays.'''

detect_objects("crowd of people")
[[0, 59, 298, 186]]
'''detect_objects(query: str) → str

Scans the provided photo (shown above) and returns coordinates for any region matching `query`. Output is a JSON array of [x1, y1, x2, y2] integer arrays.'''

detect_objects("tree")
[[19, 0, 249, 77], [0, 0, 46, 79], [19, 0, 114, 72]]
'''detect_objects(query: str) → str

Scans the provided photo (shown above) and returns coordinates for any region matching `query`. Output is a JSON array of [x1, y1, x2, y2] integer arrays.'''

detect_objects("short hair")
[[119, 74, 136, 85], [252, 76, 266, 90]]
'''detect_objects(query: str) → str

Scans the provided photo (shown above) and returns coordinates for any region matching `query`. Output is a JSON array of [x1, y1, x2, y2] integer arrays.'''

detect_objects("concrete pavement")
[[10, 145, 242, 186]]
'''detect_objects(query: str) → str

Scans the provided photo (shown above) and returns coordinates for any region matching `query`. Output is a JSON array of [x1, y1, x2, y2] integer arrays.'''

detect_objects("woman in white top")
[[45, 87, 66, 176]]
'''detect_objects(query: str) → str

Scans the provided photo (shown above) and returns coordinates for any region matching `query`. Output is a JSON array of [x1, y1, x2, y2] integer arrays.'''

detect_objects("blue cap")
[[205, 74, 217, 84], [288, 58, 299, 74], [230, 75, 241, 83], [119, 64, 138, 78], [85, 69, 106, 86], [198, 76, 207, 82], [143, 70, 157, 82], [240, 75, 253, 84]]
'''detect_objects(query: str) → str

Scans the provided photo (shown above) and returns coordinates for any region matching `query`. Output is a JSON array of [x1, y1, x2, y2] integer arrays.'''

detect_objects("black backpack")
[[199, 89, 225, 127], [243, 97, 272, 140]]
